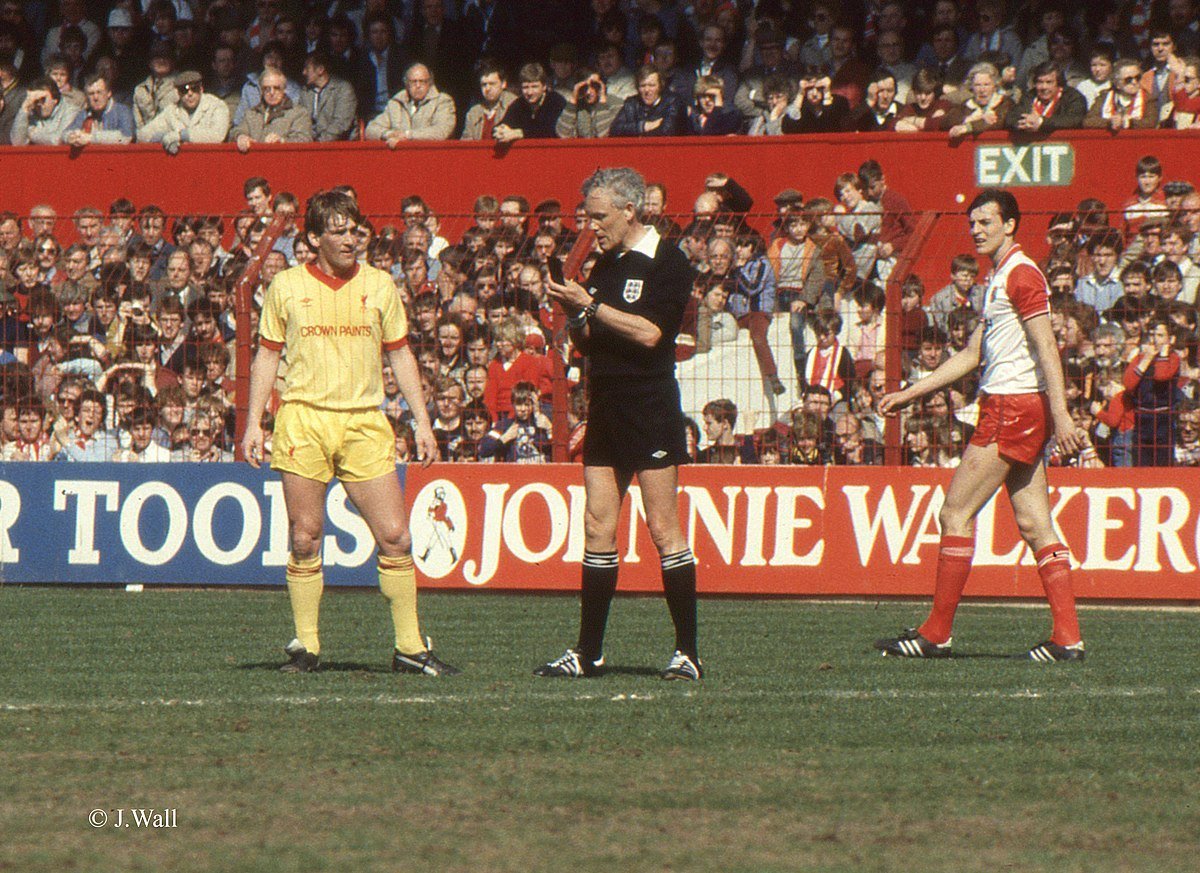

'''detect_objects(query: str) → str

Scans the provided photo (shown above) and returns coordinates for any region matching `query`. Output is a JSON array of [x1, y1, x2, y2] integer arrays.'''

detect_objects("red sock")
[[1035, 544, 1081, 646], [918, 535, 975, 644]]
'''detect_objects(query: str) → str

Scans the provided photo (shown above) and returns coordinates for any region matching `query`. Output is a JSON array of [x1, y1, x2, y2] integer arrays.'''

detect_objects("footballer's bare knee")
[[376, 526, 412, 557], [937, 506, 975, 539], [289, 525, 322, 561], [647, 519, 686, 556], [1013, 512, 1054, 551], [584, 509, 619, 551]]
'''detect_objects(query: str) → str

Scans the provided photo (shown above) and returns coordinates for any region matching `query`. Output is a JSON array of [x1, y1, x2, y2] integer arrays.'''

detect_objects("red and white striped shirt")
[[978, 244, 1050, 395]]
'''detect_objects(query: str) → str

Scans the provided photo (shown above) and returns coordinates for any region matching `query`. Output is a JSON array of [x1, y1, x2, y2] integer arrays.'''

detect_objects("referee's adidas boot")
[[280, 639, 320, 673], [1017, 640, 1085, 662], [533, 648, 605, 678], [392, 640, 462, 676], [661, 650, 703, 681], [874, 628, 952, 658]]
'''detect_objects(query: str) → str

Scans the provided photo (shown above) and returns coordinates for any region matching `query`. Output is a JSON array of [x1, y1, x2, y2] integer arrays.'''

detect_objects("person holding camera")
[[10, 77, 75, 145], [686, 74, 741, 135], [556, 68, 620, 138], [780, 65, 852, 133]]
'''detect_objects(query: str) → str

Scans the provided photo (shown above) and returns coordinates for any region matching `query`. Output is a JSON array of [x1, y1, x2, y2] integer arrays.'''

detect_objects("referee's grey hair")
[[582, 167, 646, 213]]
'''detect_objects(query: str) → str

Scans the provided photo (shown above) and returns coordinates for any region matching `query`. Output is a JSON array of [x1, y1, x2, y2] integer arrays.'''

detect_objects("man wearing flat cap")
[[771, 188, 804, 238], [138, 71, 231, 154], [774, 188, 803, 208]]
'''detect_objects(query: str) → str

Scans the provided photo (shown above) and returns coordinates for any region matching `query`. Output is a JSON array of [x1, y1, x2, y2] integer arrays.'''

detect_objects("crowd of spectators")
[[685, 150, 1200, 470], [2, 140, 1198, 467], [2, 1, 1200, 150]]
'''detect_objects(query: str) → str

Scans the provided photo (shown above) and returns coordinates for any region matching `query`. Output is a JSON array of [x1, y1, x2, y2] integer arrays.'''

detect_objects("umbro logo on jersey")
[[623, 279, 644, 302], [651, 450, 667, 459]]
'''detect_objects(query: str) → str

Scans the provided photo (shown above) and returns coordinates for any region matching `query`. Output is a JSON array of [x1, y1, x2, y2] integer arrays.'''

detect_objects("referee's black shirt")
[[583, 225, 695, 383]]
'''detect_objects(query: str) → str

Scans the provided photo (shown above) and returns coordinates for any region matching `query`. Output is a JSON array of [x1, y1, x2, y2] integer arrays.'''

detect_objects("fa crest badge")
[[622, 278, 644, 303]]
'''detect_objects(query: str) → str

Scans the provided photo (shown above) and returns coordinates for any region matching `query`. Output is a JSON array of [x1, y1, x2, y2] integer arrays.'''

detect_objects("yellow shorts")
[[271, 403, 395, 483]]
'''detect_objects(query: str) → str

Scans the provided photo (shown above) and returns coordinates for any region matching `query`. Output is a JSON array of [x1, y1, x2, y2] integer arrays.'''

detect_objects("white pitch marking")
[[0, 686, 1176, 712]]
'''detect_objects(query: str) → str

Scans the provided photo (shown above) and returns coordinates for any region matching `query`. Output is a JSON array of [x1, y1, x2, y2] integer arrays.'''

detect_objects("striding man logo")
[[411, 480, 468, 579]]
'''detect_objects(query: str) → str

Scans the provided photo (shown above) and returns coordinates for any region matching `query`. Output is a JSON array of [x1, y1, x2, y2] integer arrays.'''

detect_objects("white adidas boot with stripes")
[[533, 648, 606, 677], [874, 628, 953, 658], [1019, 640, 1085, 662]]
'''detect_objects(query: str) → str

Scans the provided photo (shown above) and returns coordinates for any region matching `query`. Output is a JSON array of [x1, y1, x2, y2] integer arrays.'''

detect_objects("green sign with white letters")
[[975, 143, 1075, 187]]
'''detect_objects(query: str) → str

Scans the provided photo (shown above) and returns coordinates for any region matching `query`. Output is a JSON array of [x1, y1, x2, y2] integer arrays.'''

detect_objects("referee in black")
[[536, 167, 702, 681]]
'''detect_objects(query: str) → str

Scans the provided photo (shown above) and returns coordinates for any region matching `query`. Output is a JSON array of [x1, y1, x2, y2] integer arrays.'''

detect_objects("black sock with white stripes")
[[660, 549, 698, 659], [576, 550, 619, 662]]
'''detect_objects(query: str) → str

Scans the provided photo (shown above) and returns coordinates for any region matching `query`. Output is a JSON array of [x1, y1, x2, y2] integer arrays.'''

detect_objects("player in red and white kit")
[[874, 189, 1087, 662]]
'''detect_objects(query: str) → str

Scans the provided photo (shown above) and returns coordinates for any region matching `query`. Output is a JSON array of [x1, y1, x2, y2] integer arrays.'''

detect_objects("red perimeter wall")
[[8, 130, 1200, 236], [9, 131, 1198, 293]]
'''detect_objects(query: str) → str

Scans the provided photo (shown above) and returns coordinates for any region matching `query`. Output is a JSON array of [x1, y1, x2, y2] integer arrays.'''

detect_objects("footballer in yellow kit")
[[242, 189, 460, 676]]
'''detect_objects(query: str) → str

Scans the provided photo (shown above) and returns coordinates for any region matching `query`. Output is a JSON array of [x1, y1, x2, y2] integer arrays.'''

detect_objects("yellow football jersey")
[[259, 262, 409, 409]]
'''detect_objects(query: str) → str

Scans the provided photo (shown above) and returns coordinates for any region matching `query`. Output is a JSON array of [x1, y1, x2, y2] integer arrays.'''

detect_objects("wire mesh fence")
[[2, 197, 1197, 466]]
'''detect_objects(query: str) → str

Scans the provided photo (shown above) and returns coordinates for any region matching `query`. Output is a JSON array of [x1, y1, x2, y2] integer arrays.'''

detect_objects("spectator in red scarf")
[[944, 62, 1014, 138], [800, 308, 855, 405], [1010, 62, 1086, 133], [1084, 58, 1157, 131]]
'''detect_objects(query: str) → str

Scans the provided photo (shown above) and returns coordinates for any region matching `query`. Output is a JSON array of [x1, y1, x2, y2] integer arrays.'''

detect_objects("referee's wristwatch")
[[569, 300, 600, 329]]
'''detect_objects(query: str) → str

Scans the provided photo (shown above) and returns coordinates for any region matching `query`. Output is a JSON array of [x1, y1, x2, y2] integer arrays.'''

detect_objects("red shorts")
[[969, 391, 1050, 464]]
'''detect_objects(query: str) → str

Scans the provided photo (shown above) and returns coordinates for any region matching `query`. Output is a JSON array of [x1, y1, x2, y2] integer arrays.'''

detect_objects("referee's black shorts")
[[584, 377, 690, 472]]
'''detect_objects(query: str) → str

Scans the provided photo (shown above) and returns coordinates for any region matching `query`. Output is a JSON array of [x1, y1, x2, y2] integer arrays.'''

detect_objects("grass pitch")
[[1, 587, 1197, 873]]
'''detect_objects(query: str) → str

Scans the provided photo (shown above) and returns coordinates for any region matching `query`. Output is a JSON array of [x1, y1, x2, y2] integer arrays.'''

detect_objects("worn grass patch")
[[0, 587, 1196, 872]]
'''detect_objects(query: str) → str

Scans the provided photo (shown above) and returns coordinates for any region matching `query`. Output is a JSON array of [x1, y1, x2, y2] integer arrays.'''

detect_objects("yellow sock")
[[379, 553, 424, 654], [285, 554, 323, 655]]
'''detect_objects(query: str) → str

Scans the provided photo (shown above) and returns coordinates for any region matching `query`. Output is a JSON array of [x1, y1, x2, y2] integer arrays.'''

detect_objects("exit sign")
[[975, 143, 1075, 186]]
